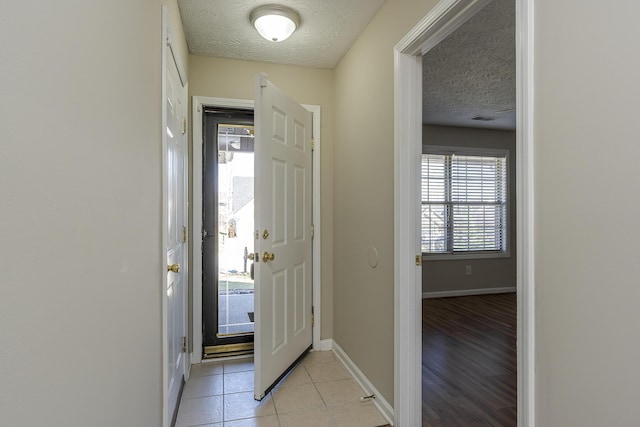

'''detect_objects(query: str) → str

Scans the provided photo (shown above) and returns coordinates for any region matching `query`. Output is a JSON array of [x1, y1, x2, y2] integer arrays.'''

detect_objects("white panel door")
[[254, 74, 312, 399], [165, 40, 188, 419]]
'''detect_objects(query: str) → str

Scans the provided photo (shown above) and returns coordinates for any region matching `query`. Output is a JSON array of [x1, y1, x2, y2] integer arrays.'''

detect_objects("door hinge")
[[181, 117, 187, 135], [311, 138, 315, 151], [311, 306, 315, 327], [182, 336, 187, 352], [415, 255, 422, 266], [311, 224, 315, 239], [182, 226, 187, 243]]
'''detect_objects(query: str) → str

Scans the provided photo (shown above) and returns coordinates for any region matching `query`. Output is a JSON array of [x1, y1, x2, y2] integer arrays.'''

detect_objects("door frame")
[[393, 0, 535, 426], [201, 109, 256, 352], [191, 96, 323, 364], [161, 6, 189, 427]]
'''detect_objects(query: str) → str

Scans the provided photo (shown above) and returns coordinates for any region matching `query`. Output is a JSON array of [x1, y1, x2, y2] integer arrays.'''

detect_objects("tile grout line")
[[221, 359, 225, 425], [307, 363, 341, 426], [272, 367, 283, 427], [184, 354, 384, 426]]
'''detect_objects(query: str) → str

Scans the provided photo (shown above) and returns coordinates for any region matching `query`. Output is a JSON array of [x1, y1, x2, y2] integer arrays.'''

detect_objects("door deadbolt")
[[262, 229, 270, 239]]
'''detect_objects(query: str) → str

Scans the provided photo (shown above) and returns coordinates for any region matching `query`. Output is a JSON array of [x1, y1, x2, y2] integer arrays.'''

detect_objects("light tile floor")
[[175, 351, 389, 427]]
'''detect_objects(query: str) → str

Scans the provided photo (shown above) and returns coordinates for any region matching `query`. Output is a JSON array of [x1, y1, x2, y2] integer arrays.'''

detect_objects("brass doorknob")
[[248, 252, 255, 261], [262, 252, 275, 262], [167, 263, 180, 273]]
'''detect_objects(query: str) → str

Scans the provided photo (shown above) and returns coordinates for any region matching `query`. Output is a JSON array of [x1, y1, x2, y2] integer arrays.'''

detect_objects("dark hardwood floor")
[[422, 293, 517, 427]]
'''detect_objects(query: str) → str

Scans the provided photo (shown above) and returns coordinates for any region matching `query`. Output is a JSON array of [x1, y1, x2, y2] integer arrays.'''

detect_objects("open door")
[[254, 74, 313, 400]]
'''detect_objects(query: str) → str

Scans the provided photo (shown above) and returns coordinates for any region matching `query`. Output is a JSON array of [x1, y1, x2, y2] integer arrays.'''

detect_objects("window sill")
[[422, 251, 511, 262]]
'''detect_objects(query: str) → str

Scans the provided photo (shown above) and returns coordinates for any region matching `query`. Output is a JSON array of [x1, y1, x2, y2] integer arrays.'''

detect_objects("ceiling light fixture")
[[250, 4, 300, 42]]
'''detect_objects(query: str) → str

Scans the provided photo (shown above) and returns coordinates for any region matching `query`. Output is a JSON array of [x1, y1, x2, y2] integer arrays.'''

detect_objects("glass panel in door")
[[217, 125, 255, 336]]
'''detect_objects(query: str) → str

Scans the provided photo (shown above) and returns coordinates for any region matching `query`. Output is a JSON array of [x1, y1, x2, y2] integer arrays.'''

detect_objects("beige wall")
[[188, 55, 335, 338], [0, 0, 187, 425], [535, 0, 640, 424], [333, 0, 439, 405], [422, 125, 516, 294]]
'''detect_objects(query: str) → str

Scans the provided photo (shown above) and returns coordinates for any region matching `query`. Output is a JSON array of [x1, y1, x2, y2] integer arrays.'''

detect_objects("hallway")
[[176, 351, 389, 427]]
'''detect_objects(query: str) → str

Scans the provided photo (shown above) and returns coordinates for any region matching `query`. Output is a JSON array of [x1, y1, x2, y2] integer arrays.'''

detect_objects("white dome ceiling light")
[[250, 5, 300, 42]]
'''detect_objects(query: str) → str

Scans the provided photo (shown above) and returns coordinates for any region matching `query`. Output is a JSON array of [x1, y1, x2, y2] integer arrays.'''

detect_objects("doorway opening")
[[203, 108, 255, 357], [191, 96, 324, 367], [420, 0, 517, 423], [393, 0, 534, 425]]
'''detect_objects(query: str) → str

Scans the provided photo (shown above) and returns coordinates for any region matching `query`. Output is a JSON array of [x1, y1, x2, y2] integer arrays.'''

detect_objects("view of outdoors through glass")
[[217, 125, 255, 336]]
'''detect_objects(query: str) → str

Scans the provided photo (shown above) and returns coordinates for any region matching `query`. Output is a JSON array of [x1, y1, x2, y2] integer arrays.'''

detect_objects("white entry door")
[[254, 74, 313, 399], [164, 31, 188, 421]]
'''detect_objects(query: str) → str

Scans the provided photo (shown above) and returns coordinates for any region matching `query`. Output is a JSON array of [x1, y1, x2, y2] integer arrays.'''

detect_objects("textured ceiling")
[[179, 0, 514, 129], [423, 0, 515, 129], [178, 0, 386, 69]]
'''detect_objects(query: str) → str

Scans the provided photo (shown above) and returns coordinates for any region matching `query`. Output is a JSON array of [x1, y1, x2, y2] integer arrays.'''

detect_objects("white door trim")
[[515, 0, 536, 424], [393, 0, 535, 425], [191, 96, 322, 364], [161, 9, 169, 426]]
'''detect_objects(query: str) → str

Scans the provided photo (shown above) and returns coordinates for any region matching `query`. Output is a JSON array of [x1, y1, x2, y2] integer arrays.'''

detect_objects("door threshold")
[[204, 342, 254, 359]]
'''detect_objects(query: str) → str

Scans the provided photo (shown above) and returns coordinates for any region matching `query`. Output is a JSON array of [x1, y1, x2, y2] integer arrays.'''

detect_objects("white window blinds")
[[421, 151, 507, 255]]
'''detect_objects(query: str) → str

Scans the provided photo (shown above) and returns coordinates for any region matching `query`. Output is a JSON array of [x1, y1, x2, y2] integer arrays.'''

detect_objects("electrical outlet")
[[465, 265, 472, 275]]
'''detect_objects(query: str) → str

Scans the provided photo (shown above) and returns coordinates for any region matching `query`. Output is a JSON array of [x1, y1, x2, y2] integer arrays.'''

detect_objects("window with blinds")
[[421, 149, 507, 255]]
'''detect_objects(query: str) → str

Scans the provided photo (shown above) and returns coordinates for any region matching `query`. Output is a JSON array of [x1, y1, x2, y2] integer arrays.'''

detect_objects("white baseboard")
[[422, 286, 516, 299], [184, 358, 192, 382], [190, 351, 202, 365], [332, 342, 394, 426], [313, 338, 333, 351]]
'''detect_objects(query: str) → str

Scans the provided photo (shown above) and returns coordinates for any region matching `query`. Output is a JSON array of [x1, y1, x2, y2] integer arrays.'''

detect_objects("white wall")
[[0, 0, 186, 425], [535, 0, 640, 424]]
